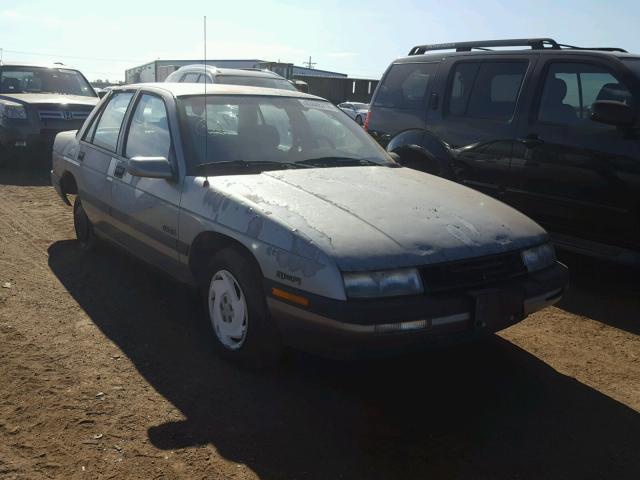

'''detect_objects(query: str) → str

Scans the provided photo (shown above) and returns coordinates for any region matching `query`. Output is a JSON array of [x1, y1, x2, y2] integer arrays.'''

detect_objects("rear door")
[[77, 91, 135, 232], [109, 91, 183, 274], [509, 56, 640, 249], [367, 61, 439, 147], [428, 55, 535, 197]]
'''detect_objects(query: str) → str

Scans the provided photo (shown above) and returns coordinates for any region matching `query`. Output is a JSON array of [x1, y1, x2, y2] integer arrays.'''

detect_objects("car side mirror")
[[591, 100, 636, 127], [127, 156, 174, 180], [388, 152, 402, 164], [97, 91, 107, 99]]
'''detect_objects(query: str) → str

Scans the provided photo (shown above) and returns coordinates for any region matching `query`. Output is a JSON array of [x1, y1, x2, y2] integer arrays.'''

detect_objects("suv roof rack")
[[408, 38, 627, 55]]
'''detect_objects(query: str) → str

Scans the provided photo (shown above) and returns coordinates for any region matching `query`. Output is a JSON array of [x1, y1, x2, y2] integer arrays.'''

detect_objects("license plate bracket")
[[471, 288, 524, 330]]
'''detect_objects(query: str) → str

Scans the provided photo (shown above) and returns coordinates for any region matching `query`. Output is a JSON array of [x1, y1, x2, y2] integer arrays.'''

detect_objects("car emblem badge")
[[63, 111, 73, 120]]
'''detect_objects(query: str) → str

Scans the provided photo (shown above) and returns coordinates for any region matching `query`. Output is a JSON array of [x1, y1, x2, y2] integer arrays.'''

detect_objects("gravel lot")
[[1, 168, 639, 479]]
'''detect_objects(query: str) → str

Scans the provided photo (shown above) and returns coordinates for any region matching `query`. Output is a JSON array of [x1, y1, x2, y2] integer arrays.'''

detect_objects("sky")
[[1, 0, 639, 82]]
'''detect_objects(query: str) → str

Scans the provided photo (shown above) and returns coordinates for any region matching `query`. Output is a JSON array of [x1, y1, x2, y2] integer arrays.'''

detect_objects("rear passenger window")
[[447, 62, 527, 121], [125, 94, 171, 159], [90, 92, 134, 152], [181, 73, 199, 83], [374, 63, 437, 109]]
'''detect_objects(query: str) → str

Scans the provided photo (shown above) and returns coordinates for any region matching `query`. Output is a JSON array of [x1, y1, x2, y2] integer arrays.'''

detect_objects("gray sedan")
[[51, 83, 568, 366]]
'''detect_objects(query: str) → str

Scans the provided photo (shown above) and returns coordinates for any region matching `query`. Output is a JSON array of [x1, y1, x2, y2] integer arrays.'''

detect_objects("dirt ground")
[[0, 168, 639, 480]]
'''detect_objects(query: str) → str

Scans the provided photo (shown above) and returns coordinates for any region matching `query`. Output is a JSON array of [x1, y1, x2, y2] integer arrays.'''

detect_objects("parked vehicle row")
[[0, 61, 99, 166], [366, 38, 640, 264], [51, 82, 568, 365]]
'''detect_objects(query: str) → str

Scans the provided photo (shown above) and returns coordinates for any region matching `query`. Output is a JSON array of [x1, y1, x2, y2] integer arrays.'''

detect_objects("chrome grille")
[[38, 110, 90, 121]]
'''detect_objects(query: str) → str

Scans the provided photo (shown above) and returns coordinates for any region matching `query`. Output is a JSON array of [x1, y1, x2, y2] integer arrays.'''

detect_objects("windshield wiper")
[[298, 156, 384, 167], [194, 160, 312, 173]]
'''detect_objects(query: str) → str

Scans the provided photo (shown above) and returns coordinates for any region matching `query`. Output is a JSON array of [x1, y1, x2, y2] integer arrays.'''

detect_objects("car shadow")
[[48, 240, 640, 480], [0, 165, 52, 186], [557, 251, 640, 336]]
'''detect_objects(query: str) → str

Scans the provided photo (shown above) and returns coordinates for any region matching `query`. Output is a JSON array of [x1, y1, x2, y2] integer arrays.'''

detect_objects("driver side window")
[[125, 94, 171, 159]]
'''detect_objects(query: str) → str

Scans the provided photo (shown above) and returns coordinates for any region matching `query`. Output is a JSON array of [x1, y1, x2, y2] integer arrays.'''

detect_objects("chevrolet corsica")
[[51, 83, 569, 366]]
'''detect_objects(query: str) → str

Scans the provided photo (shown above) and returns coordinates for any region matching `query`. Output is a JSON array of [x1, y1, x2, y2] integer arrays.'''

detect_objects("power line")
[[0, 48, 145, 64]]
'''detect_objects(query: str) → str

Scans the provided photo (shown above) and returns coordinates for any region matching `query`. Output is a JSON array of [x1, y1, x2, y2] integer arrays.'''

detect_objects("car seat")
[[541, 77, 578, 124]]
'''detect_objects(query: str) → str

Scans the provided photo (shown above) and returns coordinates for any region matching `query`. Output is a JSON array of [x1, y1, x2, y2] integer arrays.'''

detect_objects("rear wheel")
[[202, 247, 282, 368], [73, 197, 97, 251]]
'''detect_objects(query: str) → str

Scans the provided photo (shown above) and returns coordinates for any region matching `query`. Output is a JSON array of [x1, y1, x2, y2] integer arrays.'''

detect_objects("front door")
[[509, 58, 640, 250], [109, 92, 183, 274]]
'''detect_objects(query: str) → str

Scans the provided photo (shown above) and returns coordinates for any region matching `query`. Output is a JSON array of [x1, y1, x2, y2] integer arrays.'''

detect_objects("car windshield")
[[0, 66, 96, 97], [216, 75, 298, 91], [177, 95, 394, 174]]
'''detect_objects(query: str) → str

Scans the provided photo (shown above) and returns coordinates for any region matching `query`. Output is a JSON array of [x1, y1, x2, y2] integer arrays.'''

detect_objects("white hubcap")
[[208, 269, 248, 350]]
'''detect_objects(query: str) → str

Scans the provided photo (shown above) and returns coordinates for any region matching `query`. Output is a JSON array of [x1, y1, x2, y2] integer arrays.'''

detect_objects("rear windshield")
[[177, 95, 392, 174], [0, 66, 96, 97], [216, 76, 298, 91], [373, 63, 435, 109]]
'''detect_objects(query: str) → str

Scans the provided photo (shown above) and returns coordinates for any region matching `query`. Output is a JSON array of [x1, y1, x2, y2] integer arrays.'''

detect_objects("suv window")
[[90, 92, 134, 152], [447, 62, 527, 120], [182, 73, 200, 83], [374, 63, 436, 109], [538, 62, 634, 125], [125, 94, 171, 159]]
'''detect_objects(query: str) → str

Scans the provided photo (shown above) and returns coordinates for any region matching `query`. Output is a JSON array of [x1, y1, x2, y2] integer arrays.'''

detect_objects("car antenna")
[[203, 15, 210, 188]]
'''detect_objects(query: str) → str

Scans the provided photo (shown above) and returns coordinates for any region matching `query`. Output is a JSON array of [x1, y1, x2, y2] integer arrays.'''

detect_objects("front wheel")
[[202, 247, 282, 368], [355, 115, 363, 125], [73, 197, 97, 251]]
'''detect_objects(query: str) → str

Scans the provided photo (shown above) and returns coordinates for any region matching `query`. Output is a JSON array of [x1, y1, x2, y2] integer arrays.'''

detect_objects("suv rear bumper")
[[266, 262, 568, 357]]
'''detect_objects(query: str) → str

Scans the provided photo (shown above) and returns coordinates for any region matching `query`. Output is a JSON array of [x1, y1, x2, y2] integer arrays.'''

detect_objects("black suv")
[[366, 38, 640, 264], [0, 62, 98, 167]]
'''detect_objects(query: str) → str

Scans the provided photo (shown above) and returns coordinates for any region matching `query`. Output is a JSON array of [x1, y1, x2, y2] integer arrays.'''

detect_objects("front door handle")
[[518, 135, 544, 149], [114, 164, 126, 178]]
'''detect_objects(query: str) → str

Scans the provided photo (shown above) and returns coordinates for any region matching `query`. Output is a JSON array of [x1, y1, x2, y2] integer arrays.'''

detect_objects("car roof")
[[113, 82, 326, 100], [394, 48, 640, 64], [0, 61, 82, 70], [173, 65, 285, 79]]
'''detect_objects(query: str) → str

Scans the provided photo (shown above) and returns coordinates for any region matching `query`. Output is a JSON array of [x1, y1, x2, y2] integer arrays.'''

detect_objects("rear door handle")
[[77, 150, 85, 161], [518, 135, 544, 148], [114, 164, 126, 178]]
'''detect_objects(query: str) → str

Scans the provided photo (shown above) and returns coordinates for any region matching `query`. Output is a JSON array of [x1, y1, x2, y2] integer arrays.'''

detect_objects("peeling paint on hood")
[[205, 166, 548, 271]]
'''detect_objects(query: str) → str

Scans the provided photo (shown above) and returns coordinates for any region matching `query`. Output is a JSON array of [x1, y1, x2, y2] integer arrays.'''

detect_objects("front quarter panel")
[[179, 176, 347, 300]]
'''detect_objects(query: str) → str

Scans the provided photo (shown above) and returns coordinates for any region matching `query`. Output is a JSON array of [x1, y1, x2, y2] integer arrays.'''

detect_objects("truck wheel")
[[202, 247, 282, 369], [73, 197, 97, 251]]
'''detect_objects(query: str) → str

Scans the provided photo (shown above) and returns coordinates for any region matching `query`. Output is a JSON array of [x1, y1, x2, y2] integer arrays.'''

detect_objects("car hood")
[[0, 93, 99, 106], [210, 166, 548, 271]]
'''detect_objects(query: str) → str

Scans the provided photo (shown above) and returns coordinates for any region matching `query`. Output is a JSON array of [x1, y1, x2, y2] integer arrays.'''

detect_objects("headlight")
[[343, 268, 424, 298], [0, 101, 27, 119], [521, 243, 556, 272]]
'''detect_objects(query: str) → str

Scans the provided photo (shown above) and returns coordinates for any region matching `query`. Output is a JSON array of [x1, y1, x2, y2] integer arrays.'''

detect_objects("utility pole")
[[303, 56, 316, 69]]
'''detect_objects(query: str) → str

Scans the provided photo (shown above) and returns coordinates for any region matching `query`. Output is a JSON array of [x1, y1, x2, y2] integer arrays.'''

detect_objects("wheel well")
[[189, 231, 262, 286], [60, 171, 78, 195]]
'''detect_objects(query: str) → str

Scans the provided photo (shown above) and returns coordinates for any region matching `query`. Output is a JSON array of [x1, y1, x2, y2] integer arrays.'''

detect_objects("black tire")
[[73, 197, 97, 251], [355, 115, 363, 125], [201, 247, 282, 369]]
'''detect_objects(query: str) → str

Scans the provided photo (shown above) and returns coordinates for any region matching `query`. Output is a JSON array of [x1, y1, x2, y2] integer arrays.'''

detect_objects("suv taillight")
[[363, 110, 370, 131]]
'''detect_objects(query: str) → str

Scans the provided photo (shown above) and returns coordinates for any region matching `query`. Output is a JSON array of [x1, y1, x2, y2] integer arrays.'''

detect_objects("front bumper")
[[267, 261, 569, 357]]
